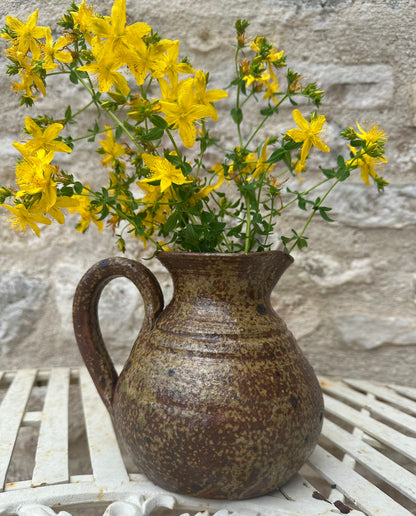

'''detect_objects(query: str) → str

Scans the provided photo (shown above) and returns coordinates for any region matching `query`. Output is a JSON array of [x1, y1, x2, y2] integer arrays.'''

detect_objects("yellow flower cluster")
[[2, 10, 73, 99], [0, 2, 388, 253]]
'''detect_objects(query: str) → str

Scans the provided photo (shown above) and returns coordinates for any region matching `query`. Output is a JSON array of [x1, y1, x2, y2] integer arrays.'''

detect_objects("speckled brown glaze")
[[73, 251, 324, 500]]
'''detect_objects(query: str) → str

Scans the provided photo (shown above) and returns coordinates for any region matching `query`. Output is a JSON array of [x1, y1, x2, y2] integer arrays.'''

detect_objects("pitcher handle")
[[72, 257, 164, 411]]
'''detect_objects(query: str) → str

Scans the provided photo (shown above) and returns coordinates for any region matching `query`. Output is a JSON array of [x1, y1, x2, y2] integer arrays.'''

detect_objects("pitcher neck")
[[156, 251, 293, 302]]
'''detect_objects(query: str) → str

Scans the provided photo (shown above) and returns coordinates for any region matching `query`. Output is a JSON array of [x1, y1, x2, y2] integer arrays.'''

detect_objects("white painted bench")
[[0, 368, 415, 515]]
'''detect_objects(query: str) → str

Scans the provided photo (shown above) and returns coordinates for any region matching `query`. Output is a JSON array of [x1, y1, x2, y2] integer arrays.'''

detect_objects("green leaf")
[[320, 166, 337, 179], [337, 155, 346, 168], [297, 237, 308, 249], [60, 186, 74, 197], [65, 105, 73, 123], [149, 115, 168, 129], [231, 107, 243, 125], [260, 106, 274, 116], [87, 121, 100, 142], [318, 206, 335, 222], [161, 211, 179, 236], [298, 196, 307, 210], [74, 182, 84, 195], [115, 125, 123, 140], [267, 148, 287, 164], [336, 167, 350, 181], [69, 70, 79, 84]]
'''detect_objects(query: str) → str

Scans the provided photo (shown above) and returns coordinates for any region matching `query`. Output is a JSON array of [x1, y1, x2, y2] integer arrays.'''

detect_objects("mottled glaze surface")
[[73, 251, 324, 500]]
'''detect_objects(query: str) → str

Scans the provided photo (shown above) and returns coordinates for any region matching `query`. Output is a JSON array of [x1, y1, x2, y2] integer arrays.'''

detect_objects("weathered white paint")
[[0, 369, 37, 492], [79, 368, 130, 488], [1, 369, 416, 515], [32, 368, 70, 487]]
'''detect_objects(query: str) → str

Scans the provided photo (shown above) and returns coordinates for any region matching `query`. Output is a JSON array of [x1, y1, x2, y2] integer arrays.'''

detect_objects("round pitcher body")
[[108, 252, 324, 499]]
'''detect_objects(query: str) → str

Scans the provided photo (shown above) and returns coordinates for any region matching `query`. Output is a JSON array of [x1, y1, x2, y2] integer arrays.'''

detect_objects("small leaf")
[[320, 166, 337, 179], [267, 148, 287, 164], [60, 186, 73, 197], [231, 107, 243, 125], [149, 115, 168, 129], [74, 182, 84, 195], [260, 106, 274, 116], [297, 237, 308, 249], [69, 70, 79, 84], [318, 206, 335, 222], [162, 211, 179, 236]]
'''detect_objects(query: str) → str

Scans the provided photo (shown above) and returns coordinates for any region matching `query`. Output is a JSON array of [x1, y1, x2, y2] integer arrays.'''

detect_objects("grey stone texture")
[[0, 0, 415, 392]]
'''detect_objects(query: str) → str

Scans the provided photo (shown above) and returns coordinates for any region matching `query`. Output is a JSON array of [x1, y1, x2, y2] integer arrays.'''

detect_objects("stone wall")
[[0, 0, 415, 388]]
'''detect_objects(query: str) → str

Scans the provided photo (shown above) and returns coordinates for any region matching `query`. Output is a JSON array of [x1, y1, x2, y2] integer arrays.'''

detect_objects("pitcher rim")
[[156, 249, 293, 260]]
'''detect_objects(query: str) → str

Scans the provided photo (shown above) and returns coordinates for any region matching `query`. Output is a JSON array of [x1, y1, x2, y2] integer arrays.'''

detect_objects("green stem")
[[105, 110, 144, 152], [73, 69, 145, 153], [236, 85, 243, 148], [165, 128, 181, 158], [243, 93, 289, 151], [234, 45, 244, 148], [280, 177, 331, 212], [71, 99, 95, 118], [243, 115, 269, 151], [244, 192, 252, 253], [288, 178, 340, 253]]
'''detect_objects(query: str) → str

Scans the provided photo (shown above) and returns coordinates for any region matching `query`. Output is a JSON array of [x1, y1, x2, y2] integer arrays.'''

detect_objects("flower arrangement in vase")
[[0, 1, 387, 254], [0, 0, 389, 501]]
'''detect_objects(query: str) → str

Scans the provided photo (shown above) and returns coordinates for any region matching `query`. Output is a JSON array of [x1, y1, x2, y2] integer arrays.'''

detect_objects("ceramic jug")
[[73, 251, 324, 500]]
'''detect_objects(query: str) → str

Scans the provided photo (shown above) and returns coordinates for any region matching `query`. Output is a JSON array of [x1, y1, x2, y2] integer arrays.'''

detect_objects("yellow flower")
[[69, 188, 104, 233], [250, 38, 285, 64], [194, 164, 225, 201], [13, 117, 72, 156], [42, 31, 73, 72], [124, 39, 171, 86], [2, 10, 48, 57], [11, 57, 46, 98], [248, 138, 275, 180], [140, 154, 192, 192], [159, 78, 219, 148], [40, 195, 79, 224], [243, 71, 270, 89], [192, 70, 228, 121], [1, 202, 51, 237], [137, 182, 172, 224], [78, 40, 130, 96], [151, 40, 194, 84], [15, 150, 57, 211], [353, 122, 386, 145], [347, 146, 388, 186], [86, 0, 150, 58], [286, 109, 330, 167], [263, 68, 280, 104], [99, 126, 126, 166], [70, 0, 95, 43]]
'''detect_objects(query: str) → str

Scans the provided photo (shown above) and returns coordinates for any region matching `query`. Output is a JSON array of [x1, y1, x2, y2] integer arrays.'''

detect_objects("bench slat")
[[79, 368, 129, 488], [0, 369, 37, 492], [32, 368, 70, 487]]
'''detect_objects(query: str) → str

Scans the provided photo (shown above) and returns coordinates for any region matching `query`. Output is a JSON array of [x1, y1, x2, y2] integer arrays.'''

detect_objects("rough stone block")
[[326, 184, 416, 228], [294, 63, 394, 109], [53, 263, 143, 348], [297, 251, 374, 289], [335, 314, 416, 350], [0, 272, 47, 355]]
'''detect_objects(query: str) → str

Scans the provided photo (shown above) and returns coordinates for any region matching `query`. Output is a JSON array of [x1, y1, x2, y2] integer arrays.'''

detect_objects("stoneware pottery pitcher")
[[73, 251, 324, 500]]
